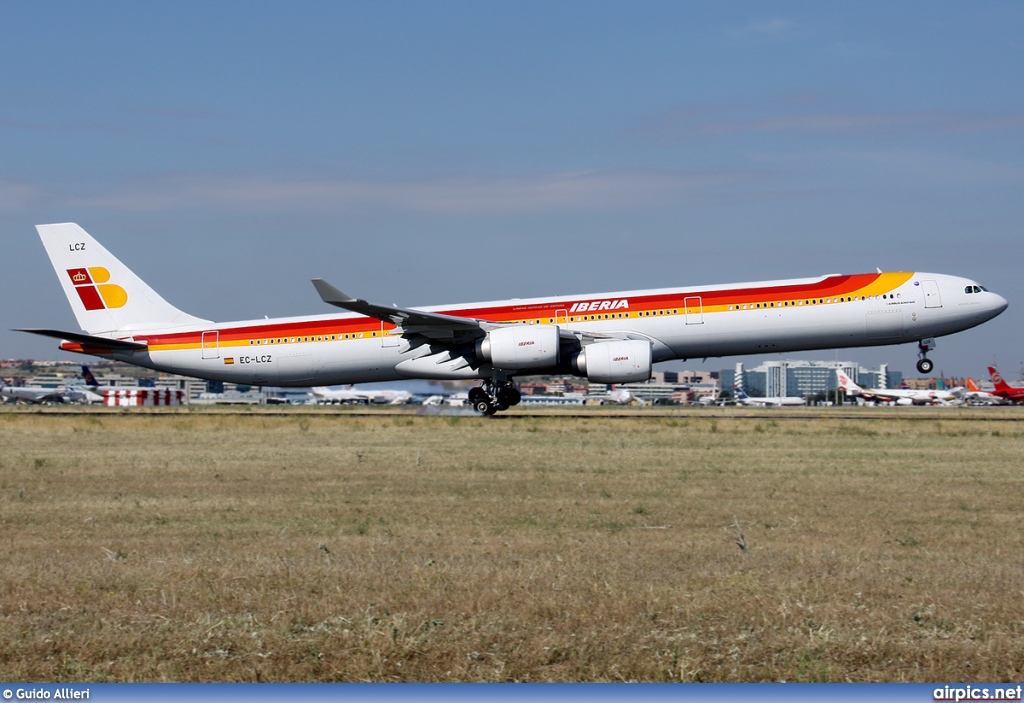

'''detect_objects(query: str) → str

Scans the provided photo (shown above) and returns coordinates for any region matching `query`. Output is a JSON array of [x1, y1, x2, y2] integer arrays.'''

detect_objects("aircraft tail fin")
[[966, 377, 981, 393], [81, 365, 99, 387], [836, 369, 862, 394], [732, 385, 749, 400], [36, 223, 210, 336], [988, 366, 1012, 392]]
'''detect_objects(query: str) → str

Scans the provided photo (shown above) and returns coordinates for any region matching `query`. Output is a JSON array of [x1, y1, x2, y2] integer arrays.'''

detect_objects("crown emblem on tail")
[[66, 267, 127, 310]]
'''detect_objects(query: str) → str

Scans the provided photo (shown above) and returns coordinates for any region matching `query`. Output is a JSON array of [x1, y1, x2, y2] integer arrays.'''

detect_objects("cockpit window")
[[965, 285, 985, 294]]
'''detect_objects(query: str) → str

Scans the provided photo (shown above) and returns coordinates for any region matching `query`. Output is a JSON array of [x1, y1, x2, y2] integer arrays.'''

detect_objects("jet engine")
[[574, 340, 652, 384], [476, 325, 560, 370]]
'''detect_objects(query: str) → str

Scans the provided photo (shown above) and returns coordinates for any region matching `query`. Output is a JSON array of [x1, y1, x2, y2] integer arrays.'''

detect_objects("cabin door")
[[382, 320, 400, 348], [684, 296, 704, 325], [201, 331, 219, 359]]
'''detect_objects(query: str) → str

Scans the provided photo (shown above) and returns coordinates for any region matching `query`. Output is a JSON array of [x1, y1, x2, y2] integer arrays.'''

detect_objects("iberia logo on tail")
[[66, 267, 128, 310]]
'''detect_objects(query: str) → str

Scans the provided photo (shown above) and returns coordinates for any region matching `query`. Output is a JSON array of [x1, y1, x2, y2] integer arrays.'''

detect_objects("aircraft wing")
[[312, 279, 630, 344], [312, 279, 491, 338]]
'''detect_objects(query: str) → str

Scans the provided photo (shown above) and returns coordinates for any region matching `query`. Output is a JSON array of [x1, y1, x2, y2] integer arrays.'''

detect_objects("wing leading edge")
[[310, 279, 636, 345], [311, 279, 492, 339]]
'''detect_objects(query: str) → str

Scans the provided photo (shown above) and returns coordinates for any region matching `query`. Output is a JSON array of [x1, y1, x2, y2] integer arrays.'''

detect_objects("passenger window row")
[[725, 294, 899, 311]]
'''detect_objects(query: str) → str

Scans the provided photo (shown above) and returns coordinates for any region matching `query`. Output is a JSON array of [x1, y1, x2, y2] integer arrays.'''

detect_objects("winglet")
[[311, 278, 358, 306], [310, 279, 488, 333]]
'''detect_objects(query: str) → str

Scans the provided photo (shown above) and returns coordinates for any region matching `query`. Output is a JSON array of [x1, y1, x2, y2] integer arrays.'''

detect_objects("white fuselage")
[[848, 387, 962, 405], [738, 396, 807, 407], [66, 271, 1006, 387]]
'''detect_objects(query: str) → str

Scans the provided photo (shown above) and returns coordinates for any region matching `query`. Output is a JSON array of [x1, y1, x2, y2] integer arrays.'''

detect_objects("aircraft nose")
[[989, 292, 1009, 317]]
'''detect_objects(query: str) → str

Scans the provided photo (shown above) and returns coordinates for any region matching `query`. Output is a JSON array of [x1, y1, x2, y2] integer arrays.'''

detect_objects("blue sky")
[[2, 2, 1022, 379]]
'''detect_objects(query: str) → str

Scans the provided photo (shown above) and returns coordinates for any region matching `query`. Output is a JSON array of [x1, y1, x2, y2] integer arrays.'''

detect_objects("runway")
[[5, 404, 1023, 422]]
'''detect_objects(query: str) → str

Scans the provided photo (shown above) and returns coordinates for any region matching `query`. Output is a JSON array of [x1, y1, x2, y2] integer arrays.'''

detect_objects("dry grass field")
[[1, 405, 1023, 682]]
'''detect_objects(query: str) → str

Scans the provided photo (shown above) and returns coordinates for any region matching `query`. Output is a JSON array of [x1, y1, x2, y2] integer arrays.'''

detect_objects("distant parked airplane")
[[733, 386, 806, 406], [1, 383, 69, 404], [18, 222, 1007, 415], [986, 366, 1024, 403], [600, 387, 646, 405], [964, 377, 1007, 405], [0, 378, 100, 404], [836, 369, 963, 405], [311, 385, 412, 405]]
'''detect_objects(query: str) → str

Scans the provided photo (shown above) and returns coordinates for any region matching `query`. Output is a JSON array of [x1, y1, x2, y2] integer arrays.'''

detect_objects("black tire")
[[917, 358, 934, 374], [496, 386, 521, 407], [473, 399, 494, 415], [468, 387, 487, 404]]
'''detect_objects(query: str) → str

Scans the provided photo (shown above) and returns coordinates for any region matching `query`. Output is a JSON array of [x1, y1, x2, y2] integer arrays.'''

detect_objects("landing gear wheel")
[[916, 338, 936, 376], [496, 386, 521, 407], [468, 387, 488, 405], [470, 379, 519, 415]]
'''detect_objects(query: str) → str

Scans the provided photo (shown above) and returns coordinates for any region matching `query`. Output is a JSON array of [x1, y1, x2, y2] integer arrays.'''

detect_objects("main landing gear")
[[916, 338, 936, 375], [469, 379, 522, 416]]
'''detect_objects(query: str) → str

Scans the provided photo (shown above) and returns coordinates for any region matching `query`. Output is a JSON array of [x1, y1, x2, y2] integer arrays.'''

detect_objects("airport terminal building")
[[722, 360, 902, 399]]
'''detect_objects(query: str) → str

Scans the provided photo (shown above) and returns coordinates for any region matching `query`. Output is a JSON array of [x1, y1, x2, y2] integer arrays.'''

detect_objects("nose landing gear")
[[916, 338, 936, 375], [469, 379, 521, 415]]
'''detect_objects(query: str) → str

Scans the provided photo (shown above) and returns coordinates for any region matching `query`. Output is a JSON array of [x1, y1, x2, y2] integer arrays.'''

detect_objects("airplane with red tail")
[[986, 367, 1024, 403]]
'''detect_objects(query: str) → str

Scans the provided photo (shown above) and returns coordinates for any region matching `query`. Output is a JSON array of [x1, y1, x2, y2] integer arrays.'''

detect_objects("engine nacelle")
[[476, 325, 560, 370], [895, 397, 914, 406], [575, 340, 652, 384]]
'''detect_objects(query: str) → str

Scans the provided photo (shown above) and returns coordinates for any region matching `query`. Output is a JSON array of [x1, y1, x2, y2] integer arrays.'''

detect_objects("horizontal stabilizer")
[[14, 328, 148, 351]]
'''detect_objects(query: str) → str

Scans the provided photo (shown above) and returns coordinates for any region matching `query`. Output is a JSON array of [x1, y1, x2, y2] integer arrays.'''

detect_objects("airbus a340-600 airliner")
[[18, 223, 1008, 415]]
